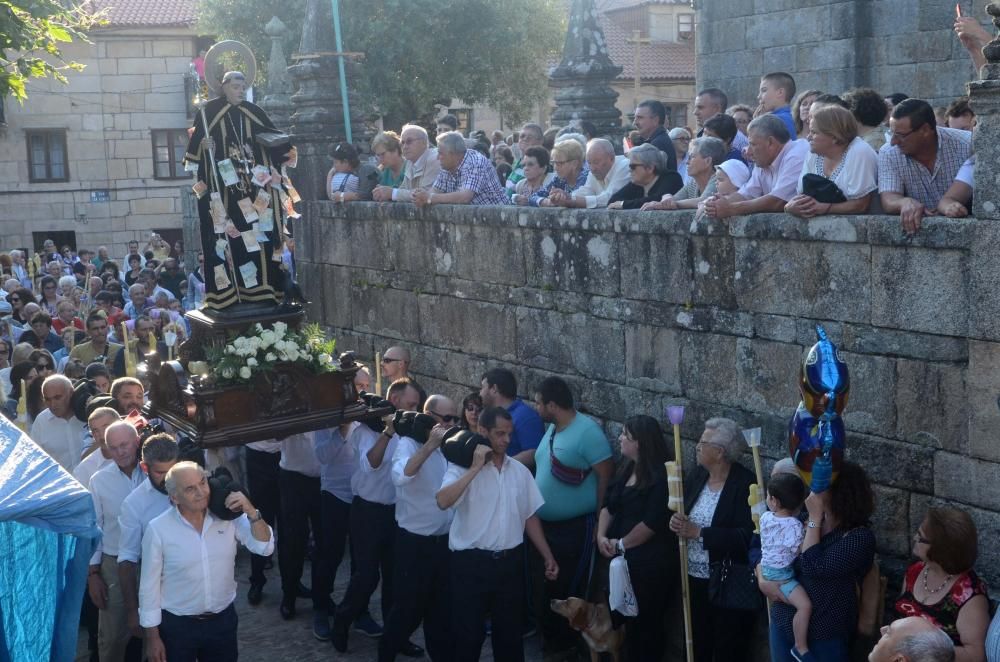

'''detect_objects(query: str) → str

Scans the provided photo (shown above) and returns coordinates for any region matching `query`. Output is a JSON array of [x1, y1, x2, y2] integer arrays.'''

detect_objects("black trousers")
[[334, 496, 396, 626], [378, 528, 453, 662], [621, 554, 670, 662], [313, 490, 352, 605], [451, 546, 525, 662], [688, 575, 758, 662], [536, 515, 593, 652], [277, 468, 323, 608], [159, 603, 238, 662], [245, 447, 281, 587]]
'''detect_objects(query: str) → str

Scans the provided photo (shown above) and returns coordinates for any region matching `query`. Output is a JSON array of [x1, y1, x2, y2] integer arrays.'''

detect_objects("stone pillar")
[[970, 2, 1000, 219], [287, 0, 366, 205], [548, 0, 623, 143], [260, 16, 293, 131]]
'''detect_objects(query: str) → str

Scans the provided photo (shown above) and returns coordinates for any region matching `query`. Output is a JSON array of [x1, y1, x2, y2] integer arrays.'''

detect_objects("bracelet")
[[248, 509, 262, 524], [616, 539, 626, 555]]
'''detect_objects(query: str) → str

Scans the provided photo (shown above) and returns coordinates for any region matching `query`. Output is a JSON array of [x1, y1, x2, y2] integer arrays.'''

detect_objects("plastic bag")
[[609, 556, 638, 616]]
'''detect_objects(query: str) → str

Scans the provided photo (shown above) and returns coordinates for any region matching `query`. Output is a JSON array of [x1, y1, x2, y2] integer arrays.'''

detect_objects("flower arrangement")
[[205, 321, 338, 385]]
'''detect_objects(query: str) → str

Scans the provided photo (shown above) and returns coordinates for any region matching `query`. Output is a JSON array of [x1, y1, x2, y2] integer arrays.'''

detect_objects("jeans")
[[768, 620, 848, 662]]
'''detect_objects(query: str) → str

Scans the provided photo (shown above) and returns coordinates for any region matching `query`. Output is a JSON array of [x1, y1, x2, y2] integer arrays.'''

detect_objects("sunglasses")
[[381, 357, 401, 364], [465, 404, 482, 412], [628, 163, 649, 170], [37, 363, 53, 369], [9, 298, 19, 303], [430, 411, 460, 424]]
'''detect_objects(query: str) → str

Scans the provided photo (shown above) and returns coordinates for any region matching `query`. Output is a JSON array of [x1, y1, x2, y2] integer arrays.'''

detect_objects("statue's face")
[[222, 77, 246, 105]]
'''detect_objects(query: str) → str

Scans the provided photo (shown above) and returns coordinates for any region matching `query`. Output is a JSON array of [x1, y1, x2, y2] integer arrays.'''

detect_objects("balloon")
[[789, 326, 850, 492]]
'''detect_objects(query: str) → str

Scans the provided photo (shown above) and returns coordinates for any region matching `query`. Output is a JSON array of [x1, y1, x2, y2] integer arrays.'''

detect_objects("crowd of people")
[[325, 12, 992, 239]]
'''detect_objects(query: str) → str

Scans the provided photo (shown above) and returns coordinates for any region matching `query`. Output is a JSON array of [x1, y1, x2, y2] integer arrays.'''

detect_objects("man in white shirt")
[[558, 138, 631, 209], [332, 379, 423, 656], [378, 397, 456, 662], [87, 420, 144, 662], [436, 407, 559, 662], [140, 461, 273, 662], [73, 406, 119, 487], [117, 433, 178, 645], [704, 114, 810, 219], [31, 374, 87, 471], [372, 124, 442, 203]]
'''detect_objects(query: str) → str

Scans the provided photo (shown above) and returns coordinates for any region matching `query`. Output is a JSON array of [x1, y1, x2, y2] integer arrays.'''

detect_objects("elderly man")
[[140, 461, 273, 662], [69, 311, 124, 373], [372, 124, 442, 203], [868, 617, 955, 662], [118, 433, 179, 644], [631, 99, 678, 172], [878, 98, 972, 235], [73, 406, 119, 488], [413, 132, 510, 207], [504, 123, 545, 201], [545, 138, 630, 209], [377, 396, 456, 662], [704, 114, 809, 219], [31, 374, 87, 471], [87, 420, 145, 662]]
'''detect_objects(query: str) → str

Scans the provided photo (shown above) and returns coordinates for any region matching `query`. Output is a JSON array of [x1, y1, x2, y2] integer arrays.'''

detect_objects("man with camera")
[[87, 420, 144, 661], [140, 461, 273, 662], [436, 406, 559, 661]]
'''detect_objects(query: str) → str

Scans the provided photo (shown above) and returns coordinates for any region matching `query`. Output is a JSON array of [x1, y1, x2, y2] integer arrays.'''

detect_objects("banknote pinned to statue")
[[788, 325, 850, 493]]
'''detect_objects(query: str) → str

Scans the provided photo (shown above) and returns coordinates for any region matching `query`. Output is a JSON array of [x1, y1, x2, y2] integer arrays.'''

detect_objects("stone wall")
[[696, 0, 985, 108], [298, 202, 1000, 589], [0, 29, 196, 253]]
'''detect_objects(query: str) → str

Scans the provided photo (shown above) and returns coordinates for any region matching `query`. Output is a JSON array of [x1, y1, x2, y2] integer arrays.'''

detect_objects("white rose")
[[247, 357, 258, 367], [273, 321, 287, 337], [265, 352, 277, 362], [222, 367, 235, 378], [239, 366, 252, 379], [260, 330, 276, 347], [318, 353, 332, 364]]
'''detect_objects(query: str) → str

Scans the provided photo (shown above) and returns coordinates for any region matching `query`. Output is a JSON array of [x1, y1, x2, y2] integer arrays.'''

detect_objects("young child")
[[758, 72, 798, 138], [761, 472, 813, 662]]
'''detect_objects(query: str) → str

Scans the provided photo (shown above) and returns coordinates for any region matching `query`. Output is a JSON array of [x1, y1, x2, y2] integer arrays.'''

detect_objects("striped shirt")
[[877, 127, 972, 209]]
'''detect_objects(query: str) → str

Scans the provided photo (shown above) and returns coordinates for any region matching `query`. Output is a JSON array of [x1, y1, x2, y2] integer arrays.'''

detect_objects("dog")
[[550, 597, 625, 662]]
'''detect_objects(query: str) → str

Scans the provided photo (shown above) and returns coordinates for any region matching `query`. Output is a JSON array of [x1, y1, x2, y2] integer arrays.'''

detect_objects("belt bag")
[[549, 430, 591, 486]]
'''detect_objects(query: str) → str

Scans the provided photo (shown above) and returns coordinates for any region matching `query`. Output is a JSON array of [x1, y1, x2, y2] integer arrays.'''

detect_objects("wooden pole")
[[667, 405, 694, 662], [743, 427, 772, 621], [374, 351, 382, 395]]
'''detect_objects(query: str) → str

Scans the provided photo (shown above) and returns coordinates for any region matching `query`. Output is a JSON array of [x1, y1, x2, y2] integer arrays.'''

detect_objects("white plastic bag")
[[608, 556, 638, 616]]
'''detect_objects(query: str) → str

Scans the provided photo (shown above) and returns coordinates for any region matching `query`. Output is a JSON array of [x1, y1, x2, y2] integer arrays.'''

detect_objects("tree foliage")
[[0, 0, 104, 102], [198, 0, 565, 129]]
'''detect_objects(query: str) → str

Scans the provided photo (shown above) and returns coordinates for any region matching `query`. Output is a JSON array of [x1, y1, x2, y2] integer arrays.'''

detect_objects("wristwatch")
[[248, 509, 263, 523], [807, 520, 820, 529]]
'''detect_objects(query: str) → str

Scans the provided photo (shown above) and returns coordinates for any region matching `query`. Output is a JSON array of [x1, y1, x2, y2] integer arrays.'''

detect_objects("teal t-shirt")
[[534, 413, 612, 521]]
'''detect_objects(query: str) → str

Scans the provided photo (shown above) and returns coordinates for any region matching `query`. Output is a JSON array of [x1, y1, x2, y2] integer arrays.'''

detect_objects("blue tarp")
[[0, 418, 99, 662]]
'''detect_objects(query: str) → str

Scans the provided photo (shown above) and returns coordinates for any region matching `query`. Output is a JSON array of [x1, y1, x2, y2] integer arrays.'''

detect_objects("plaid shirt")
[[433, 149, 510, 206], [529, 164, 591, 207], [877, 127, 972, 209]]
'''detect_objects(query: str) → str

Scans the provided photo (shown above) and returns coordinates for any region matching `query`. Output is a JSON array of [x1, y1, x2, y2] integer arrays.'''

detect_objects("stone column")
[[260, 16, 293, 131], [969, 2, 1000, 219], [287, 0, 366, 205], [548, 0, 623, 144]]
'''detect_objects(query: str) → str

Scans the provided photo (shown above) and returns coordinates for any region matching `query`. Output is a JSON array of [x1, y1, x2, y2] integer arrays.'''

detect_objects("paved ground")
[[78, 549, 547, 661]]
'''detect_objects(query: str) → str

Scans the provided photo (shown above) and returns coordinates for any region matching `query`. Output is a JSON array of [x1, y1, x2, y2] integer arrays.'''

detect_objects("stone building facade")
[[299, 202, 1000, 598], [0, 0, 199, 256], [696, 0, 985, 108]]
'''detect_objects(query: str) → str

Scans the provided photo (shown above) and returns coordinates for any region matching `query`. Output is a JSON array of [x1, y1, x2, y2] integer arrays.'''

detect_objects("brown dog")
[[550, 597, 625, 662]]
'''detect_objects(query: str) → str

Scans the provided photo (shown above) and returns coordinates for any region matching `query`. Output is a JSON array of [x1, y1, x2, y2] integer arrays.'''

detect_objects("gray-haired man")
[[413, 132, 510, 207], [372, 124, 442, 203]]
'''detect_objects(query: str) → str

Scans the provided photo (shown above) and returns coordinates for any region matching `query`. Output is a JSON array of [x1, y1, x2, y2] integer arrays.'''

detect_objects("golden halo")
[[204, 40, 257, 95]]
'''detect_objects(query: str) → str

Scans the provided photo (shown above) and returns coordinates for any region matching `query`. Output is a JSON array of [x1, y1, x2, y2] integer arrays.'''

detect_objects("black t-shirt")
[[604, 468, 670, 562]]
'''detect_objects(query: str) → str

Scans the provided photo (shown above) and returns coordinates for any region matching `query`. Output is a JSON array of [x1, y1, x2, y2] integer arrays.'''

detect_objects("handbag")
[[708, 558, 765, 612], [609, 556, 638, 617], [801, 173, 847, 204], [548, 428, 592, 486]]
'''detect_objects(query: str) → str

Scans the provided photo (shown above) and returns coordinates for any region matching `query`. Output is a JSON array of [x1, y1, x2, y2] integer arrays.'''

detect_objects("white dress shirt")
[[391, 436, 452, 536], [117, 478, 170, 564], [246, 439, 281, 453], [279, 432, 321, 477], [314, 427, 357, 504], [572, 155, 631, 209], [442, 456, 544, 552], [139, 508, 274, 627], [30, 409, 88, 472], [89, 462, 145, 564], [738, 138, 811, 202], [73, 449, 112, 488], [351, 423, 397, 505]]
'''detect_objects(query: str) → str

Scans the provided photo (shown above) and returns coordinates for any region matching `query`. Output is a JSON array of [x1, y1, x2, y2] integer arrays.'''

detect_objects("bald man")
[[868, 617, 954, 662], [378, 397, 455, 661], [31, 374, 87, 471], [380, 346, 426, 406]]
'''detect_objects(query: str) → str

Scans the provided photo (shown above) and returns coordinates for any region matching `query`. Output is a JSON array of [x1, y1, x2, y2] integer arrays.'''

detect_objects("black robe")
[[185, 97, 293, 311]]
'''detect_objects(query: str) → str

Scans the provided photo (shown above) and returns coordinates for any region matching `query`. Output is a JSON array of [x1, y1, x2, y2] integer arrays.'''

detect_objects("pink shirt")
[[738, 139, 810, 202]]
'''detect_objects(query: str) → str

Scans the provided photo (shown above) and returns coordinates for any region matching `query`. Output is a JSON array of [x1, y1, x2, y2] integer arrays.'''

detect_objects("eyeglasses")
[[381, 357, 401, 364], [891, 128, 919, 142], [696, 441, 724, 451], [628, 163, 649, 170], [552, 160, 574, 167], [430, 411, 460, 424]]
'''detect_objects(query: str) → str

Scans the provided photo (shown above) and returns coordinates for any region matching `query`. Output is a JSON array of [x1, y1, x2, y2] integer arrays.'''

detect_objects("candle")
[[374, 351, 382, 395], [120, 322, 136, 377], [16, 378, 27, 431]]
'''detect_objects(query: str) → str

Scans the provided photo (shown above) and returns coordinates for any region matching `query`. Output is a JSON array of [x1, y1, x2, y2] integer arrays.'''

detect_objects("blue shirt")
[[771, 106, 797, 140], [506, 399, 544, 457]]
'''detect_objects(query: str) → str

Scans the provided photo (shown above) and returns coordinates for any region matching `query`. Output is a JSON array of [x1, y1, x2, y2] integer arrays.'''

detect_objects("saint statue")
[[184, 67, 300, 312]]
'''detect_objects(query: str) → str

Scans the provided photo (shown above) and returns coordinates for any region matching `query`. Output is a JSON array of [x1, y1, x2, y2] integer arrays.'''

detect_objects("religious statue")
[[184, 41, 302, 313]]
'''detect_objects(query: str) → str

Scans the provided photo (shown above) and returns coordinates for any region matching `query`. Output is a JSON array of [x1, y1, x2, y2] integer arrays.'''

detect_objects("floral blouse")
[[894, 561, 988, 644]]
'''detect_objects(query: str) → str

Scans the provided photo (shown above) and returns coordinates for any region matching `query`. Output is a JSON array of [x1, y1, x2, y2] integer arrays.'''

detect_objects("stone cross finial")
[[264, 16, 291, 96], [980, 3, 1000, 80]]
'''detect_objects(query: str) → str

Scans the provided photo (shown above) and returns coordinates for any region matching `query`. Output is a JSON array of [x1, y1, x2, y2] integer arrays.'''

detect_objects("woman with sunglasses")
[[29, 349, 57, 378], [460, 393, 483, 433], [8, 288, 36, 325], [607, 143, 684, 210], [2, 361, 38, 422]]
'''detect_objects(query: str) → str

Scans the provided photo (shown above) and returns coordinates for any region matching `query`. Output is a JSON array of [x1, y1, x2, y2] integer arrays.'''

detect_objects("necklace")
[[921, 565, 953, 595]]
